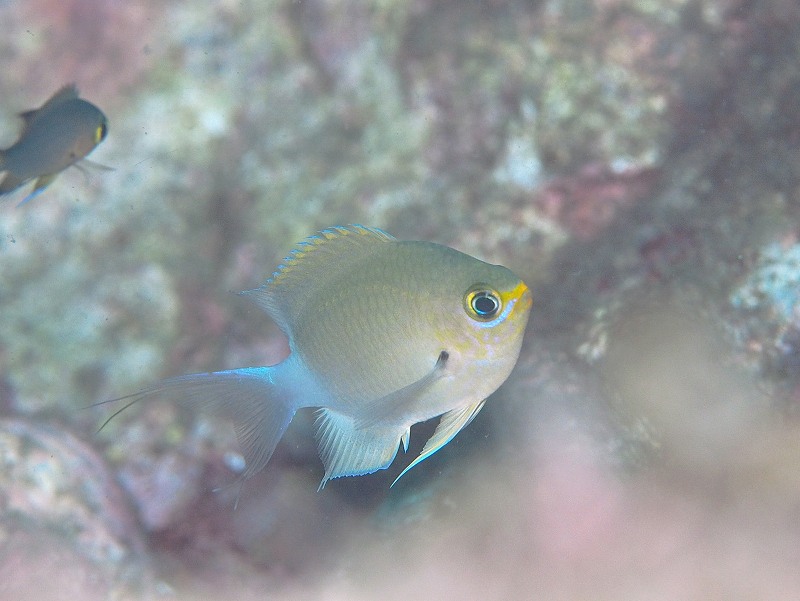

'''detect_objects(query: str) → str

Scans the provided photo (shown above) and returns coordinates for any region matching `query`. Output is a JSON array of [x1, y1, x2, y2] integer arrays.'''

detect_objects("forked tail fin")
[[99, 367, 295, 480]]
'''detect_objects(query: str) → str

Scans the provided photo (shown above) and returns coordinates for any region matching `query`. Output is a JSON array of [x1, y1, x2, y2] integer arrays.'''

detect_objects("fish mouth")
[[504, 280, 532, 310]]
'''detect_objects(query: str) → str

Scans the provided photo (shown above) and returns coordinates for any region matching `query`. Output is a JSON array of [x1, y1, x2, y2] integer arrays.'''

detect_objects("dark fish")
[[0, 85, 108, 206]]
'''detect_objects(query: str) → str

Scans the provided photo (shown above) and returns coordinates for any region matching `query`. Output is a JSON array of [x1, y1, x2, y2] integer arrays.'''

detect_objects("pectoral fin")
[[81, 158, 115, 172], [355, 350, 449, 430], [391, 397, 487, 487]]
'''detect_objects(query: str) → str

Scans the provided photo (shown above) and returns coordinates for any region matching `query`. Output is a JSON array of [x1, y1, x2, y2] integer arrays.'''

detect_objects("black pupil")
[[473, 293, 498, 316]]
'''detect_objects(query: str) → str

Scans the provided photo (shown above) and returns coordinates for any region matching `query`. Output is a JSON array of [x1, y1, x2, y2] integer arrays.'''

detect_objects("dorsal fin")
[[241, 225, 394, 334], [19, 84, 79, 129]]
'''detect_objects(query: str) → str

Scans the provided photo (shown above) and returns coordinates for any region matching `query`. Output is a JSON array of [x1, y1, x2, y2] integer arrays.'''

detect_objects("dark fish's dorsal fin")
[[241, 225, 395, 334], [19, 84, 79, 129]]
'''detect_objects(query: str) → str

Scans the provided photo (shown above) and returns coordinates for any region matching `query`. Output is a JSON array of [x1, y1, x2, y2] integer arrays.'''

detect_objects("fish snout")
[[510, 280, 532, 312]]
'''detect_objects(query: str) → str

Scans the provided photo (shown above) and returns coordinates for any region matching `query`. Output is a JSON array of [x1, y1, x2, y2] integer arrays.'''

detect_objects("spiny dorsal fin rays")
[[391, 397, 487, 487], [354, 350, 450, 430], [19, 84, 79, 130], [240, 225, 395, 334]]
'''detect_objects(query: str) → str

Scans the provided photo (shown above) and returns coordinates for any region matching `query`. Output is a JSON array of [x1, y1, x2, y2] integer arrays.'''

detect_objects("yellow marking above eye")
[[464, 281, 530, 322], [500, 281, 530, 308]]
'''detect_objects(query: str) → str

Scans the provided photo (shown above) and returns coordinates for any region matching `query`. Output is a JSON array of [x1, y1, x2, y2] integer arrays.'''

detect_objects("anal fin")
[[315, 408, 407, 489], [17, 174, 57, 206], [0, 172, 25, 196]]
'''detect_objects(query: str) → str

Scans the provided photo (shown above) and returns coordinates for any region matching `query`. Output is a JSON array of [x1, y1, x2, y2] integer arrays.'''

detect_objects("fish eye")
[[464, 286, 502, 321]]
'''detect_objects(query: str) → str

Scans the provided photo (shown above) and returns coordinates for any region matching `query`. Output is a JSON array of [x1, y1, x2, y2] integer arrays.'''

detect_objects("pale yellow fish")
[[107, 225, 532, 488]]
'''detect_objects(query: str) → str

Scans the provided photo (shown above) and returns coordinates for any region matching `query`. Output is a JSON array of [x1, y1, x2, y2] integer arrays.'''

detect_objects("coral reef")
[[2, 0, 800, 599]]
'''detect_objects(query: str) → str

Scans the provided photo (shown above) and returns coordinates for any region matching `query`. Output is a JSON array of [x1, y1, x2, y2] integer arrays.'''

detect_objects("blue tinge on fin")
[[106, 367, 295, 480], [17, 185, 46, 206], [16, 174, 58, 206], [315, 408, 409, 489], [17, 189, 44, 207], [391, 398, 487, 487]]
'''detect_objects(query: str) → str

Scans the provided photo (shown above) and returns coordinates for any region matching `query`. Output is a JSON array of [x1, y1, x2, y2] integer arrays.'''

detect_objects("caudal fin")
[[100, 367, 295, 480]]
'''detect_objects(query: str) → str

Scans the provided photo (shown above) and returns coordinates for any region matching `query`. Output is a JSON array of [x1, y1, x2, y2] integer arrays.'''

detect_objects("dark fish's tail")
[[97, 367, 295, 481]]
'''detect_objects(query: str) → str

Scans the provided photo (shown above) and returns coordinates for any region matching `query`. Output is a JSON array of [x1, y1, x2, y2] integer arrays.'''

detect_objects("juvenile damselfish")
[[0, 85, 108, 206], [109, 226, 532, 488]]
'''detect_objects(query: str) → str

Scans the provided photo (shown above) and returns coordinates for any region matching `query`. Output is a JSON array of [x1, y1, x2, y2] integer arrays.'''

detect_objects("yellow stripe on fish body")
[[108, 225, 532, 489]]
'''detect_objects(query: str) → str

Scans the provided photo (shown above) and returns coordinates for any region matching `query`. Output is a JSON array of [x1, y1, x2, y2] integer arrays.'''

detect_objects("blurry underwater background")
[[2, 0, 800, 599]]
